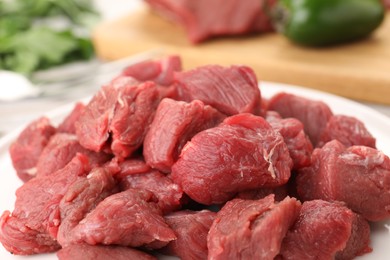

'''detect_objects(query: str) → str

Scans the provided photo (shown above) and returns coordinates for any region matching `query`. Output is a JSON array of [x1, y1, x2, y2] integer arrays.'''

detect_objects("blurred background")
[[0, 0, 389, 136]]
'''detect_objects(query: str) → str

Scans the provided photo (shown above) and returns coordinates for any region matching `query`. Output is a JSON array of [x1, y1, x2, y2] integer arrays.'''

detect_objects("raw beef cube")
[[36, 133, 111, 177], [57, 244, 156, 260], [279, 200, 371, 260], [57, 102, 86, 134], [122, 55, 182, 86], [162, 210, 216, 260], [75, 77, 162, 159], [0, 154, 91, 255], [236, 185, 288, 202], [145, 0, 276, 43], [117, 164, 185, 214], [68, 188, 176, 249], [297, 140, 390, 221], [0, 211, 60, 255], [110, 81, 161, 158], [9, 117, 56, 182], [57, 166, 119, 246], [317, 114, 376, 148], [266, 111, 313, 169], [208, 195, 301, 260], [171, 113, 292, 205], [75, 80, 127, 152], [144, 98, 225, 172], [268, 92, 333, 146], [174, 65, 261, 115]]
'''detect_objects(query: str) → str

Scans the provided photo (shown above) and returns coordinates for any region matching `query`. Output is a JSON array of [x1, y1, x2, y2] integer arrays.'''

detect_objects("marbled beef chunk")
[[172, 113, 292, 205], [144, 98, 225, 173], [36, 133, 111, 177], [117, 162, 185, 214], [279, 200, 371, 260], [57, 244, 156, 260], [57, 165, 119, 247], [145, 0, 276, 43], [162, 210, 216, 260], [174, 65, 261, 115], [122, 55, 181, 86], [317, 114, 376, 148], [265, 111, 313, 169], [208, 195, 301, 260], [0, 154, 91, 255], [9, 117, 56, 182], [297, 140, 390, 221], [68, 188, 176, 249], [268, 92, 333, 146]]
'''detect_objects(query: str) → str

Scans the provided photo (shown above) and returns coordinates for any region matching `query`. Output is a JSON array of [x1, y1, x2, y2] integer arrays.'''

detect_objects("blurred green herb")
[[0, 0, 99, 75]]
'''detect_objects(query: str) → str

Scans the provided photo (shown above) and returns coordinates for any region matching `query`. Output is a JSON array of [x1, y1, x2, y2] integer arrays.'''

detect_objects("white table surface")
[[0, 0, 389, 137]]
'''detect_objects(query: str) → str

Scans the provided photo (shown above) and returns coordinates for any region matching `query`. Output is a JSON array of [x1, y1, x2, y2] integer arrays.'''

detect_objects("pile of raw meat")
[[1, 55, 390, 260]]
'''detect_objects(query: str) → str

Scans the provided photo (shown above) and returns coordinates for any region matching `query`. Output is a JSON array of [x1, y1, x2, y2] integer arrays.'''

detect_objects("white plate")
[[0, 82, 390, 259]]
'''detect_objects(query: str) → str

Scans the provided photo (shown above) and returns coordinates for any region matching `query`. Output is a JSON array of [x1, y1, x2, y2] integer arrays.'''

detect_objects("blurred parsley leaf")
[[0, 0, 99, 75]]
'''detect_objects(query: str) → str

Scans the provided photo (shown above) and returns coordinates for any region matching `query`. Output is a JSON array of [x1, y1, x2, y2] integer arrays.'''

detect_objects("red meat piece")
[[69, 188, 176, 249], [265, 111, 313, 169], [122, 55, 182, 86], [174, 65, 261, 115], [0, 154, 91, 255], [268, 92, 333, 146], [75, 77, 162, 159], [143, 98, 225, 172], [279, 200, 372, 260], [57, 102, 86, 134], [145, 0, 276, 43], [117, 162, 185, 214], [57, 244, 156, 260], [297, 140, 390, 221], [9, 117, 56, 182], [172, 113, 292, 205], [36, 133, 111, 177], [208, 195, 301, 260], [57, 166, 119, 247], [317, 114, 376, 148], [162, 210, 216, 260]]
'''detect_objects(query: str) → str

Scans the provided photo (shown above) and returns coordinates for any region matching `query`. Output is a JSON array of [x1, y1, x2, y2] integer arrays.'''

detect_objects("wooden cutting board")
[[92, 5, 390, 105]]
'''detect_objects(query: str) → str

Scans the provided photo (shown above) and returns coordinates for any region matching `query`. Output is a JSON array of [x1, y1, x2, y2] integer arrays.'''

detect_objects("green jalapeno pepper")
[[272, 0, 386, 46]]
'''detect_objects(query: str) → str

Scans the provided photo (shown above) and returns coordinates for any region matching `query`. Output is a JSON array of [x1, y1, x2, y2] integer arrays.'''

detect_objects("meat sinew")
[[162, 210, 216, 260], [68, 188, 176, 249], [174, 65, 261, 115], [297, 140, 390, 221], [57, 244, 156, 260], [9, 117, 56, 182], [317, 114, 376, 148], [207, 195, 301, 260], [143, 98, 225, 172], [279, 200, 372, 260], [145, 0, 276, 43], [268, 92, 333, 146], [172, 113, 292, 205]]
